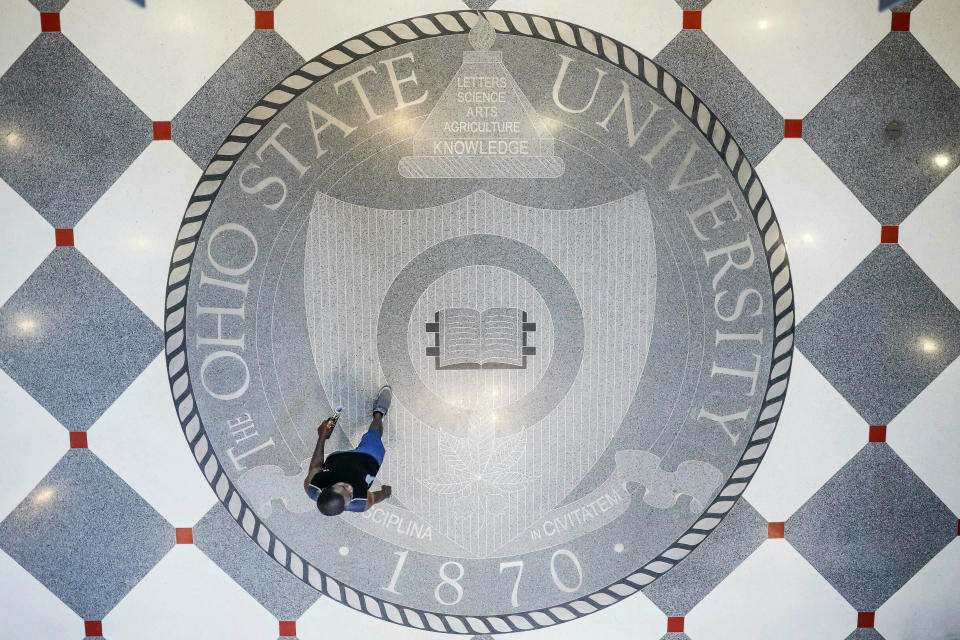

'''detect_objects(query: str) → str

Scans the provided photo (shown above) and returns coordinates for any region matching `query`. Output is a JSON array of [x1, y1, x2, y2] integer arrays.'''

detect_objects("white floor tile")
[[60, 0, 252, 120], [912, 0, 960, 87], [74, 142, 200, 327], [0, 0, 38, 78], [0, 177, 53, 308], [103, 545, 276, 640], [0, 549, 83, 639], [87, 354, 216, 527], [743, 352, 867, 521], [887, 357, 960, 514], [495, 0, 682, 58], [900, 166, 960, 310], [686, 541, 856, 640], [876, 539, 960, 640], [757, 140, 880, 321], [275, 0, 460, 61], [703, 0, 889, 117], [0, 368, 68, 521]]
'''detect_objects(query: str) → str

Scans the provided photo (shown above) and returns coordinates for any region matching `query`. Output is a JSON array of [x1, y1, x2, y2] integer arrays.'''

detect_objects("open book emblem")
[[425, 308, 537, 369]]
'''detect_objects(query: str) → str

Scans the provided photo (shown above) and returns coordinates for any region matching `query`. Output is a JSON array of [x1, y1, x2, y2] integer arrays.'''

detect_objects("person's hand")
[[380, 485, 392, 500], [317, 418, 334, 440]]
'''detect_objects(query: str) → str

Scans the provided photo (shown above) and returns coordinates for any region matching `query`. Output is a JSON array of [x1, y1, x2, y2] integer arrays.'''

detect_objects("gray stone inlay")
[[804, 32, 960, 225], [890, 0, 923, 11], [786, 444, 956, 611], [245, 0, 284, 8], [797, 245, 960, 425], [672, 0, 713, 10], [846, 629, 886, 640], [0, 35, 150, 227], [173, 30, 304, 167], [0, 249, 162, 430], [0, 451, 173, 618], [655, 29, 782, 165], [168, 10, 787, 625], [27, 0, 70, 11], [194, 504, 320, 619], [642, 498, 767, 615]]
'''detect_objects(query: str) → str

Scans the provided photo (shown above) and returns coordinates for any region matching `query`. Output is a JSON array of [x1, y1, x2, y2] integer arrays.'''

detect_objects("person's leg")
[[367, 412, 383, 436]]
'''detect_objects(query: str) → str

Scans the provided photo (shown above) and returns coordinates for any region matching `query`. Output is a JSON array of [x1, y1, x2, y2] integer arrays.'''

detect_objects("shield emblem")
[[303, 189, 656, 558]]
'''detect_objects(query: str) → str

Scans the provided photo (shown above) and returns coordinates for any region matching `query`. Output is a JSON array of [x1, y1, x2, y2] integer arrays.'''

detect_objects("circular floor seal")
[[165, 10, 794, 633]]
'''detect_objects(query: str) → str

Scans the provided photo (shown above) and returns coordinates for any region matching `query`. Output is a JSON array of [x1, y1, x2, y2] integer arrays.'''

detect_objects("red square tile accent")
[[667, 616, 684, 632], [881, 225, 899, 243], [279, 620, 297, 636], [768, 521, 785, 538], [784, 119, 803, 138], [682, 11, 701, 29], [858, 611, 876, 628], [40, 13, 60, 32], [255, 10, 274, 29], [175, 527, 194, 544], [891, 12, 910, 31], [55, 228, 74, 247], [153, 121, 172, 140], [69, 431, 88, 449], [869, 425, 887, 442], [84, 620, 103, 636]]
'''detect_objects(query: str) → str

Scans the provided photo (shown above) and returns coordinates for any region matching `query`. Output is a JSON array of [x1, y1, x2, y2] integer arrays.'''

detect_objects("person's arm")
[[364, 485, 392, 511], [303, 419, 334, 494]]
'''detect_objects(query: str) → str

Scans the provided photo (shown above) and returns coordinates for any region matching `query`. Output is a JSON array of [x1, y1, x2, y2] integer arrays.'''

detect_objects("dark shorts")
[[329, 429, 385, 465]]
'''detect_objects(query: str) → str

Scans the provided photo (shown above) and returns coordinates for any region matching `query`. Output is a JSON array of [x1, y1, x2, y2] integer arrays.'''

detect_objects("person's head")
[[316, 482, 352, 516]]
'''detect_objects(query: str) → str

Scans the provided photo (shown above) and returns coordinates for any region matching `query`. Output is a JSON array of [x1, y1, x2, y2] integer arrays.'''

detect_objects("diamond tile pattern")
[[0, 34, 151, 227], [0, 451, 174, 618], [642, 498, 767, 615], [172, 30, 303, 167], [655, 29, 782, 165], [786, 444, 956, 611], [796, 245, 960, 425], [803, 32, 960, 225], [0, 1, 958, 638], [193, 504, 319, 620], [685, 541, 856, 640], [60, 0, 254, 120], [0, 249, 162, 430]]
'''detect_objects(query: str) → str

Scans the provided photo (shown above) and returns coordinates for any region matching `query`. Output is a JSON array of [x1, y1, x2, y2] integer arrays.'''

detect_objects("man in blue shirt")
[[303, 386, 392, 515]]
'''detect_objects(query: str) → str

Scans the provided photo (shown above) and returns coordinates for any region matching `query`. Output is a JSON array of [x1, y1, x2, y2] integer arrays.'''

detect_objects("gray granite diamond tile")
[[0, 34, 150, 227], [246, 0, 283, 8], [655, 29, 783, 165], [27, 0, 70, 10], [796, 245, 960, 425], [847, 629, 886, 640], [642, 498, 767, 615], [804, 32, 960, 225], [660, 634, 693, 640], [194, 503, 320, 619], [172, 30, 303, 167], [462, 0, 498, 9], [786, 444, 956, 611], [672, 0, 712, 9], [0, 450, 174, 618], [891, 0, 923, 11], [0, 248, 162, 430]]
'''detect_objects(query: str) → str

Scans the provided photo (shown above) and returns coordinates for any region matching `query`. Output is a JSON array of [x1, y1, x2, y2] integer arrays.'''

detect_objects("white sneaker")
[[373, 385, 392, 416]]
